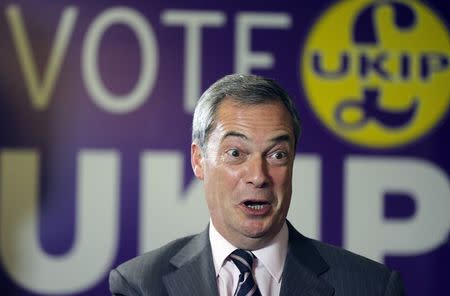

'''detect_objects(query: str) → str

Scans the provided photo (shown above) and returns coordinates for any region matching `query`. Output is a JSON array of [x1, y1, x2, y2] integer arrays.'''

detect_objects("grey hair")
[[192, 73, 301, 152]]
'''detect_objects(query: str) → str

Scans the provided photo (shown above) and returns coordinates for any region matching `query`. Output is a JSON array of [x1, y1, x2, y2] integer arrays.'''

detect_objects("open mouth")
[[241, 200, 271, 216], [244, 201, 269, 210]]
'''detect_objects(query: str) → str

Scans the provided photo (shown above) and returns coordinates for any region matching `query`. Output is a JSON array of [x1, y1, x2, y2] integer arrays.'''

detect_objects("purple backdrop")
[[0, 0, 449, 295]]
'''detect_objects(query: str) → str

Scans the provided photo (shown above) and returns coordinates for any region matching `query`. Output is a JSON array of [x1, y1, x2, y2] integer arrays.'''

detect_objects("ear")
[[191, 142, 204, 180]]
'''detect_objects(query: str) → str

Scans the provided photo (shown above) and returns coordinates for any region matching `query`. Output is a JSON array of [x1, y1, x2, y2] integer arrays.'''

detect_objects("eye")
[[223, 148, 245, 164], [268, 150, 289, 165], [226, 148, 241, 158], [273, 151, 287, 160]]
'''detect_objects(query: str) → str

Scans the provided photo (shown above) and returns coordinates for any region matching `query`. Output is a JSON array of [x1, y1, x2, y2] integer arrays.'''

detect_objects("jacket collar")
[[163, 228, 219, 296], [280, 221, 334, 296], [163, 222, 334, 296]]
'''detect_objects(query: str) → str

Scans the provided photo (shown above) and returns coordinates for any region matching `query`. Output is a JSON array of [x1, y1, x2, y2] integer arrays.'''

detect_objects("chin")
[[241, 219, 275, 238]]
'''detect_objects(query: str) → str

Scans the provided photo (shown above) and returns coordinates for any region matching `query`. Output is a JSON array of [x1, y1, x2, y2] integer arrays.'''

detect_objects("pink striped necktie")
[[229, 249, 262, 296]]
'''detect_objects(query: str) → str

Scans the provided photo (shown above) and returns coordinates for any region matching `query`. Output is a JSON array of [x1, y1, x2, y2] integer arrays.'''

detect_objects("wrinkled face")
[[191, 98, 295, 249]]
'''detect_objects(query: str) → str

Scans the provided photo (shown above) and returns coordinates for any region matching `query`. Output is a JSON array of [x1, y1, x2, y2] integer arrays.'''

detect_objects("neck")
[[212, 220, 286, 251]]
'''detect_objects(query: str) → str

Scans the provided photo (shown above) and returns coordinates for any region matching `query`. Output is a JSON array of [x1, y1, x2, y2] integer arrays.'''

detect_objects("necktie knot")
[[230, 249, 254, 274], [229, 249, 261, 296]]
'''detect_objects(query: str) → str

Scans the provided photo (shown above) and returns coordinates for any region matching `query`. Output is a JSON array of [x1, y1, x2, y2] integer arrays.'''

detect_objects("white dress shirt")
[[209, 220, 289, 296]]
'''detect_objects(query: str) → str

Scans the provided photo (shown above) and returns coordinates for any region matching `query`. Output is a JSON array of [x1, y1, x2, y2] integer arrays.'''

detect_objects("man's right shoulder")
[[119, 235, 194, 272], [109, 235, 195, 295]]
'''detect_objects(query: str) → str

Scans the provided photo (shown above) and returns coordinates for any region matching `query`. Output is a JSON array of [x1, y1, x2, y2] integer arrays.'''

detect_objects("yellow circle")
[[301, 0, 450, 148]]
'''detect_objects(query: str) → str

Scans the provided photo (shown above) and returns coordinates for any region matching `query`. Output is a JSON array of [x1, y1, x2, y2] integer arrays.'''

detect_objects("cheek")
[[210, 158, 243, 182], [212, 170, 241, 207], [271, 167, 292, 187], [222, 166, 242, 184], [203, 165, 241, 201]]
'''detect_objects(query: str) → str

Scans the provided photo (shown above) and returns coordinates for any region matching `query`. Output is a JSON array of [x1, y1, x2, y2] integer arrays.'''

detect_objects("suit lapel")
[[280, 222, 335, 296], [162, 222, 334, 296], [163, 228, 219, 296]]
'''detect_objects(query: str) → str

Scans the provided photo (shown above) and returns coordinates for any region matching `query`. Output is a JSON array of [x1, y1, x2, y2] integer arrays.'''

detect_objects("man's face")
[[191, 98, 295, 249]]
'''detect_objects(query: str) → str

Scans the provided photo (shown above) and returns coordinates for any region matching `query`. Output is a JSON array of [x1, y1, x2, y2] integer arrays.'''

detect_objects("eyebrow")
[[221, 131, 293, 145], [222, 131, 248, 141], [271, 134, 292, 144]]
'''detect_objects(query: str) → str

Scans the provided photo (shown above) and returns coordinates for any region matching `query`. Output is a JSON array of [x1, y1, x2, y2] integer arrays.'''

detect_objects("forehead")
[[211, 97, 295, 142]]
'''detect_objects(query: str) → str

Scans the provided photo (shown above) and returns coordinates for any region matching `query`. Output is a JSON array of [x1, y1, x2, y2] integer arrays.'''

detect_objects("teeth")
[[246, 204, 266, 210]]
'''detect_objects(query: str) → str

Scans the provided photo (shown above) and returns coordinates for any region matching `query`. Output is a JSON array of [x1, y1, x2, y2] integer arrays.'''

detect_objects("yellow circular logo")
[[301, 0, 450, 149]]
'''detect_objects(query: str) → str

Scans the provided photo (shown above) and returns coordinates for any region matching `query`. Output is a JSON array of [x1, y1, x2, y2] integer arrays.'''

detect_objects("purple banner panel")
[[0, 1, 449, 295]]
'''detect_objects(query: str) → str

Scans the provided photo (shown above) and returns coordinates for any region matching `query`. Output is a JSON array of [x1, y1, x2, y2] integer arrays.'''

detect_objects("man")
[[109, 74, 404, 295]]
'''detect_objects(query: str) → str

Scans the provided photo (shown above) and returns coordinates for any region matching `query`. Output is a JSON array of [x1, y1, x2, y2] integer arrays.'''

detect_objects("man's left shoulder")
[[311, 239, 390, 274], [310, 239, 404, 294]]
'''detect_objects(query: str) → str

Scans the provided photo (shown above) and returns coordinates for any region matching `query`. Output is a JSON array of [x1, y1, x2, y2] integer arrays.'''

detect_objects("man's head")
[[191, 74, 301, 250], [192, 74, 301, 153]]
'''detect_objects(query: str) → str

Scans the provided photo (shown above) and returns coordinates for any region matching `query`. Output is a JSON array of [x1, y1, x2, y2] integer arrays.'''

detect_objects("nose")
[[245, 155, 270, 188]]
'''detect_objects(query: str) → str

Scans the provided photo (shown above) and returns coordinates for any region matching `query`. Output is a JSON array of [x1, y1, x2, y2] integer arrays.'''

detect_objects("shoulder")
[[109, 235, 194, 295], [311, 239, 387, 272], [310, 239, 404, 295], [117, 235, 194, 276]]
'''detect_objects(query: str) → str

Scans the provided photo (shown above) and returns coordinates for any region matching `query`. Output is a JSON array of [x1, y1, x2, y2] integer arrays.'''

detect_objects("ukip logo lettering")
[[301, 0, 450, 149], [335, 88, 418, 130]]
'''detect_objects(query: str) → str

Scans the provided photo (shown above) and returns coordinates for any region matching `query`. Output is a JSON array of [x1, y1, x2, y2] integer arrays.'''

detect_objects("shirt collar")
[[209, 219, 238, 277], [208, 219, 289, 282], [252, 222, 288, 282]]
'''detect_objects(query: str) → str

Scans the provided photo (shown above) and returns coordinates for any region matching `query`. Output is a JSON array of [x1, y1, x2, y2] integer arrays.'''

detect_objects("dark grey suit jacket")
[[109, 222, 404, 295]]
